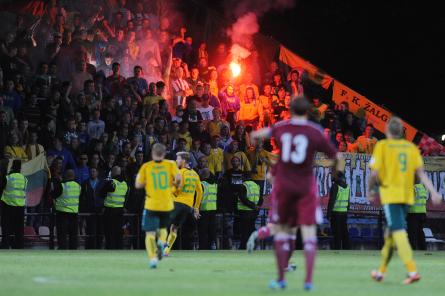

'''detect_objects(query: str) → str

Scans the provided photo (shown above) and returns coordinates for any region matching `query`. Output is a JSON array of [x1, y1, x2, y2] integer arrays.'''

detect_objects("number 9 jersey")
[[136, 160, 180, 211], [369, 139, 423, 205]]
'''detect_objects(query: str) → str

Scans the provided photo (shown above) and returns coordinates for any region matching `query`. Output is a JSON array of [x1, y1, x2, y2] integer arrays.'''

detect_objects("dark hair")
[[112, 62, 120, 68], [156, 81, 165, 89], [290, 95, 311, 116]]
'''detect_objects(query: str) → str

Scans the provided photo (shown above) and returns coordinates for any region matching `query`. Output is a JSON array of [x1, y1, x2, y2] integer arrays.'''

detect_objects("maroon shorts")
[[269, 179, 321, 227]]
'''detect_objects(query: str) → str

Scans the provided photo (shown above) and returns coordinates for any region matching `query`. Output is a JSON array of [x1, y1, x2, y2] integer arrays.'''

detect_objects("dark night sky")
[[259, 0, 445, 137], [196, 0, 445, 138]]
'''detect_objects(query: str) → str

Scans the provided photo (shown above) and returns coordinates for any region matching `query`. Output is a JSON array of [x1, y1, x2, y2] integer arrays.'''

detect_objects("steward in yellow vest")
[[238, 180, 261, 250], [53, 169, 81, 250], [197, 168, 218, 250], [327, 172, 350, 250], [102, 166, 128, 250], [1, 160, 27, 249], [407, 182, 428, 250]]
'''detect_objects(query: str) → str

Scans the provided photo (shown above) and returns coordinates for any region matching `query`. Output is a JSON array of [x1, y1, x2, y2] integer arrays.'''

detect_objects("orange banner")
[[279, 45, 333, 89], [332, 80, 418, 141]]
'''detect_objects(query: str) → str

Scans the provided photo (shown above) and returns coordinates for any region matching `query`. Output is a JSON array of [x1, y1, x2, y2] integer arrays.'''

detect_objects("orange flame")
[[230, 61, 241, 78]]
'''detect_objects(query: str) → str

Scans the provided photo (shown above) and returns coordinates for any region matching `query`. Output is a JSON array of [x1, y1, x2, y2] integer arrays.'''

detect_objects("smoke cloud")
[[226, 0, 296, 61]]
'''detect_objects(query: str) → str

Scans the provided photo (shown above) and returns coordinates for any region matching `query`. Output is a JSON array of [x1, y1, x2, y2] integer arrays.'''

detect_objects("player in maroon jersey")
[[251, 96, 341, 291]]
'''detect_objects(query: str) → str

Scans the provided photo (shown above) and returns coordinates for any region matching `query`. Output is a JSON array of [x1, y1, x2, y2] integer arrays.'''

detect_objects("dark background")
[[196, 0, 445, 138]]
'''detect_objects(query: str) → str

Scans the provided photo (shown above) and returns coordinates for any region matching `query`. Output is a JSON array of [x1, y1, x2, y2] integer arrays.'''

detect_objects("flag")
[[278, 45, 333, 89], [417, 134, 445, 156], [8, 154, 50, 207], [0, 0, 48, 17]]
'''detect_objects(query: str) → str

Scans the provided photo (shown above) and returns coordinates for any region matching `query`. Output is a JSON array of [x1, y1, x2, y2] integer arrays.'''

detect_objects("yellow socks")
[[378, 235, 394, 273], [393, 231, 417, 273], [165, 231, 177, 254], [145, 233, 157, 260], [159, 228, 168, 245]]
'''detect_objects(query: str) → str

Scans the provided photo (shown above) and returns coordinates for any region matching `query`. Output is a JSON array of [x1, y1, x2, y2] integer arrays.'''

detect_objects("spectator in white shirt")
[[198, 96, 214, 121], [172, 66, 193, 107], [87, 109, 105, 140]]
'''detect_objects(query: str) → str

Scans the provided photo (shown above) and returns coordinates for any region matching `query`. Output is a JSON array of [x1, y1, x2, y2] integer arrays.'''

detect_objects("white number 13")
[[280, 133, 308, 164]]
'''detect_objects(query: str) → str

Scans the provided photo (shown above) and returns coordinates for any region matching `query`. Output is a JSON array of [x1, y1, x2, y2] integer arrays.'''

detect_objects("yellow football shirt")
[[369, 139, 423, 205], [174, 168, 203, 209], [136, 160, 179, 211]]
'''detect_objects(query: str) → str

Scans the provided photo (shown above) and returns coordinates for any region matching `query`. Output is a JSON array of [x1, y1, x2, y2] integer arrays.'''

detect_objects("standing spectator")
[[2, 80, 22, 114], [197, 95, 214, 121], [219, 85, 240, 130], [220, 156, 245, 249], [70, 60, 93, 96], [105, 62, 126, 96], [223, 141, 251, 172], [239, 87, 263, 130], [327, 172, 351, 250], [1, 160, 27, 249], [285, 69, 304, 97], [172, 66, 192, 108], [53, 169, 81, 250], [47, 137, 77, 172], [79, 167, 104, 249], [75, 153, 90, 185], [354, 124, 378, 154], [127, 66, 148, 96], [182, 98, 203, 139], [4, 132, 27, 161], [239, 72, 260, 102], [186, 67, 202, 95], [258, 84, 276, 127], [87, 109, 105, 140], [247, 139, 274, 194], [24, 131, 45, 160]]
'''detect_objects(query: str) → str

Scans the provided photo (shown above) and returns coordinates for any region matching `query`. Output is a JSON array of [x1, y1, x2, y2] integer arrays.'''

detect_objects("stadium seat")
[[349, 227, 359, 237], [38, 226, 50, 240], [24, 226, 38, 241], [423, 228, 445, 251]]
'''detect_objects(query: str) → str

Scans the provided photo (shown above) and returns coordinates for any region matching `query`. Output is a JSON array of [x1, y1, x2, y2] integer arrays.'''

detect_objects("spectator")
[[223, 141, 251, 172], [70, 60, 93, 96], [75, 153, 90, 184], [4, 132, 27, 160], [354, 124, 378, 154], [24, 131, 45, 160], [239, 87, 263, 130], [207, 108, 228, 137], [219, 85, 240, 130], [87, 109, 105, 140], [47, 137, 76, 172], [197, 95, 214, 121]]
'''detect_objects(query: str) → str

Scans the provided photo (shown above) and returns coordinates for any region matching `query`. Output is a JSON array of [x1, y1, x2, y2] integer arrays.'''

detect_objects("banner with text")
[[263, 153, 445, 216], [332, 80, 418, 141]]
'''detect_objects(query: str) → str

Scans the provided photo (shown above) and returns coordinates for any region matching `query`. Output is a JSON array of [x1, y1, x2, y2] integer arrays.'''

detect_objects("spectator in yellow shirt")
[[207, 108, 228, 137], [223, 140, 251, 172], [258, 84, 276, 127], [4, 132, 28, 161], [247, 139, 274, 193], [238, 72, 260, 102], [313, 98, 328, 120], [354, 124, 378, 154], [238, 87, 264, 130]]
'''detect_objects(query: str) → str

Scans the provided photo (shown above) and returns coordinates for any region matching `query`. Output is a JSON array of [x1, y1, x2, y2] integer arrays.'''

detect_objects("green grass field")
[[0, 250, 444, 296]]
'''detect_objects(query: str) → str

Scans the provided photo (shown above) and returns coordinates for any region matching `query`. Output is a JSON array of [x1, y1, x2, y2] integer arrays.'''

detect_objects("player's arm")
[[367, 170, 379, 202], [194, 176, 203, 210], [416, 168, 442, 205], [250, 127, 272, 143], [193, 176, 203, 219]]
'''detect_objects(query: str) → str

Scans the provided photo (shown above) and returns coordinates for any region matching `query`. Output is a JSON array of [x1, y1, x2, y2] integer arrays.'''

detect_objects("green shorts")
[[383, 204, 409, 231], [170, 202, 192, 227], [141, 209, 171, 232]]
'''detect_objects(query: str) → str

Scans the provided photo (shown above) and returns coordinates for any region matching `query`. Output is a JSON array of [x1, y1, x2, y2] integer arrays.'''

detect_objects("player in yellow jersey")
[[164, 152, 203, 256], [135, 143, 181, 268], [368, 117, 442, 284]]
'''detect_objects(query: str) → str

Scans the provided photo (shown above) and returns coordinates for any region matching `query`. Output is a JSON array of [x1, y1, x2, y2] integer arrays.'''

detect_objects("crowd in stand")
[[0, 0, 381, 249]]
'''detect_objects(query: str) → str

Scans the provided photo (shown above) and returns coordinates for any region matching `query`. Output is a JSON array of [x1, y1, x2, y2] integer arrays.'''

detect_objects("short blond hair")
[[151, 143, 166, 158], [387, 117, 404, 139]]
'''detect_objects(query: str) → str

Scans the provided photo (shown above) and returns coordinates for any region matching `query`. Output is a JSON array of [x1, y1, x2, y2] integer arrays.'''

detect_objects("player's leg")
[[301, 224, 317, 291], [371, 228, 394, 282], [269, 224, 291, 290], [285, 227, 297, 272], [164, 203, 188, 255], [157, 211, 170, 259], [142, 210, 160, 268]]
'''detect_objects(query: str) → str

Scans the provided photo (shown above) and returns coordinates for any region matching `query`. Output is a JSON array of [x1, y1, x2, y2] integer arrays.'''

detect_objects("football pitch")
[[0, 250, 443, 296]]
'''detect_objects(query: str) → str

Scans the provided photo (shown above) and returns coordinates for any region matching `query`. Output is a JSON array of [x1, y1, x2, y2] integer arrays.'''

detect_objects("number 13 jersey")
[[271, 118, 337, 196]]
